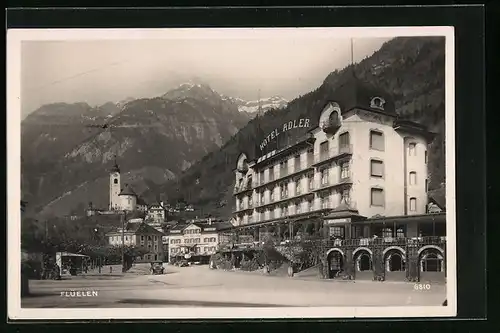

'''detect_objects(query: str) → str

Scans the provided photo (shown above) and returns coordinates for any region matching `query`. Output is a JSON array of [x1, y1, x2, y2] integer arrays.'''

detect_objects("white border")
[[7, 26, 456, 320]]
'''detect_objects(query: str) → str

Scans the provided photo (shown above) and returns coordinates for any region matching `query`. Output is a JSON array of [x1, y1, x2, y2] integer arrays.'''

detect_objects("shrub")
[[240, 257, 260, 271], [210, 252, 233, 270]]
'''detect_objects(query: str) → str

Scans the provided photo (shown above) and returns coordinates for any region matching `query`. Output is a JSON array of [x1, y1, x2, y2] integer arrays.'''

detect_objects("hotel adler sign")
[[259, 118, 312, 152]]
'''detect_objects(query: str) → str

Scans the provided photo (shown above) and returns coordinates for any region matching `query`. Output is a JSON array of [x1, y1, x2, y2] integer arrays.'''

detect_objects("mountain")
[[221, 95, 289, 115], [150, 36, 446, 219], [21, 84, 252, 217]]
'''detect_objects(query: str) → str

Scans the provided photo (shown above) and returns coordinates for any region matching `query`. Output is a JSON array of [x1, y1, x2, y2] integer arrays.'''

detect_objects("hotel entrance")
[[384, 248, 407, 281], [353, 248, 373, 280], [326, 249, 344, 279]]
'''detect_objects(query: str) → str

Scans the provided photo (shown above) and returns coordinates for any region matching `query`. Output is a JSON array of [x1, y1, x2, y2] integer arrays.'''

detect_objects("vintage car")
[[179, 260, 189, 267], [150, 261, 165, 275]]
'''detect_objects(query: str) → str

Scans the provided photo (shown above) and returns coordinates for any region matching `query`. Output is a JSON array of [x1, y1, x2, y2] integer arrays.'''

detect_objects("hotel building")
[[231, 76, 447, 282]]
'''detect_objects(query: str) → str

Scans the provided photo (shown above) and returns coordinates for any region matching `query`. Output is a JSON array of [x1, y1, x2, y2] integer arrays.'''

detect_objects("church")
[[86, 160, 148, 216]]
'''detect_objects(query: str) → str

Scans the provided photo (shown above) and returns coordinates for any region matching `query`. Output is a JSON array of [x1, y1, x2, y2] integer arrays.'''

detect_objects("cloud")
[[21, 36, 391, 118]]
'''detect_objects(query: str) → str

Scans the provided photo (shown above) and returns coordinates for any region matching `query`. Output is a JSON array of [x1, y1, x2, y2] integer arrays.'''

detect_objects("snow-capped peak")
[[222, 95, 288, 114]]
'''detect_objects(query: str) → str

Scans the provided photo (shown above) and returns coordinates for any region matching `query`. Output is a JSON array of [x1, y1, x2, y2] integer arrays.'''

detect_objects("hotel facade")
[[231, 76, 446, 282]]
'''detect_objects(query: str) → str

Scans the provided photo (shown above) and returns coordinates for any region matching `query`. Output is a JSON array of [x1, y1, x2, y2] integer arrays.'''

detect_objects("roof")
[[106, 222, 165, 236], [328, 75, 397, 117], [428, 186, 446, 209], [248, 75, 396, 161], [167, 221, 234, 234], [119, 184, 137, 197], [136, 197, 147, 205]]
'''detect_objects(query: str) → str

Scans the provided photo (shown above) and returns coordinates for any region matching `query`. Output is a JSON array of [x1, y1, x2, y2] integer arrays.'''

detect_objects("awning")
[[57, 252, 90, 257]]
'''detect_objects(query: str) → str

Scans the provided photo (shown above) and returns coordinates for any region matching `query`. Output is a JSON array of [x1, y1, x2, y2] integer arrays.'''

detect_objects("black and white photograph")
[[8, 27, 456, 319]]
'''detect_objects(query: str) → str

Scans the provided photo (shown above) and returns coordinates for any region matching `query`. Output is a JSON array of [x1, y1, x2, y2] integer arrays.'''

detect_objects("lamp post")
[[121, 210, 127, 273]]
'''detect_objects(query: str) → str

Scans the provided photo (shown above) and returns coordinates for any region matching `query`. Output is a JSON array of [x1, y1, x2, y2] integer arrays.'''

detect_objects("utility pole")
[[121, 210, 127, 272]]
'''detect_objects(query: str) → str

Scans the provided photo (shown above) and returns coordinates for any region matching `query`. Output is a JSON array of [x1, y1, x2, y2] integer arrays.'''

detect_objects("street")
[[22, 264, 446, 308]]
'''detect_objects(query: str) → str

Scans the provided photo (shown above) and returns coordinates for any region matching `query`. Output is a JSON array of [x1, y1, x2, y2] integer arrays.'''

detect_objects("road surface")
[[21, 264, 446, 308]]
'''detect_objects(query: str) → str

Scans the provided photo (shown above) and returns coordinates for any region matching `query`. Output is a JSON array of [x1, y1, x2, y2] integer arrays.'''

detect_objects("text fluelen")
[[259, 118, 311, 151]]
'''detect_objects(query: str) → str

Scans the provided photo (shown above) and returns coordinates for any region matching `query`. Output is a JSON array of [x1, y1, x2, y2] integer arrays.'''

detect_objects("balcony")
[[321, 119, 341, 134], [313, 145, 353, 166], [233, 182, 253, 194], [338, 144, 353, 155]]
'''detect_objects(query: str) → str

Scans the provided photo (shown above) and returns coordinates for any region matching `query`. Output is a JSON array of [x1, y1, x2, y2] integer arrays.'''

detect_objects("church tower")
[[109, 158, 121, 210]]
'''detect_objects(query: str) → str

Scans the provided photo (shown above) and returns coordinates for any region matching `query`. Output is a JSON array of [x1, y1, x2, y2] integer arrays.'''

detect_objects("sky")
[[21, 34, 392, 119]]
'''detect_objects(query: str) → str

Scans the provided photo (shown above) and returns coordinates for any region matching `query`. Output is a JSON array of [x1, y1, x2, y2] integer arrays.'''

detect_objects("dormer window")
[[370, 97, 386, 110], [322, 111, 341, 134]]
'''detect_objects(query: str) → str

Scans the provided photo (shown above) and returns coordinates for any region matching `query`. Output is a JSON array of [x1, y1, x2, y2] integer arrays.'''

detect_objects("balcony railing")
[[324, 236, 446, 248], [314, 145, 353, 164], [233, 182, 253, 194]]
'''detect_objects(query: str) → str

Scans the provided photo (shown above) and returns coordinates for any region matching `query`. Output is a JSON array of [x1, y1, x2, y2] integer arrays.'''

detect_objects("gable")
[[185, 224, 201, 231]]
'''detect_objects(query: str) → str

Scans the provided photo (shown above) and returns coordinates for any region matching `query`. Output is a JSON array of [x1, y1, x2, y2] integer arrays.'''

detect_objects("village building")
[[105, 221, 166, 262], [167, 218, 232, 263], [231, 75, 447, 282]]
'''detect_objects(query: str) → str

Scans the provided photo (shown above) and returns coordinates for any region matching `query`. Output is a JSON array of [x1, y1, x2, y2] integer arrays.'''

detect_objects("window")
[[154, 245, 158, 251], [294, 155, 301, 171], [330, 226, 345, 238], [424, 150, 428, 164], [248, 196, 253, 207], [154, 236, 158, 242], [340, 161, 350, 179], [307, 148, 314, 166], [296, 203, 302, 214], [321, 168, 329, 185], [382, 228, 392, 238], [260, 171, 265, 185], [308, 174, 315, 190], [321, 195, 330, 209], [295, 178, 302, 195], [320, 141, 329, 160], [280, 183, 288, 198], [370, 131, 384, 151], [260, 192, 264, 205], [341, 188, 350, 204], [371, 188, 385, 206], [339, 132, 350, 149], [308, 200, 314, 212], [141, 236, 144, 241], [269, 167, 274, 181], [409, 142, 417, 156], [114, 178, 118, 184], [281, 205, 288, 217], [425, 179, 428, 192], [409, 171, 417, 185], [270, 189, 275, 202], [396, 227, 405, 238], [370, 160, 384, 178], [409, 197, 417, 211], [280, 161, 287, 176]]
